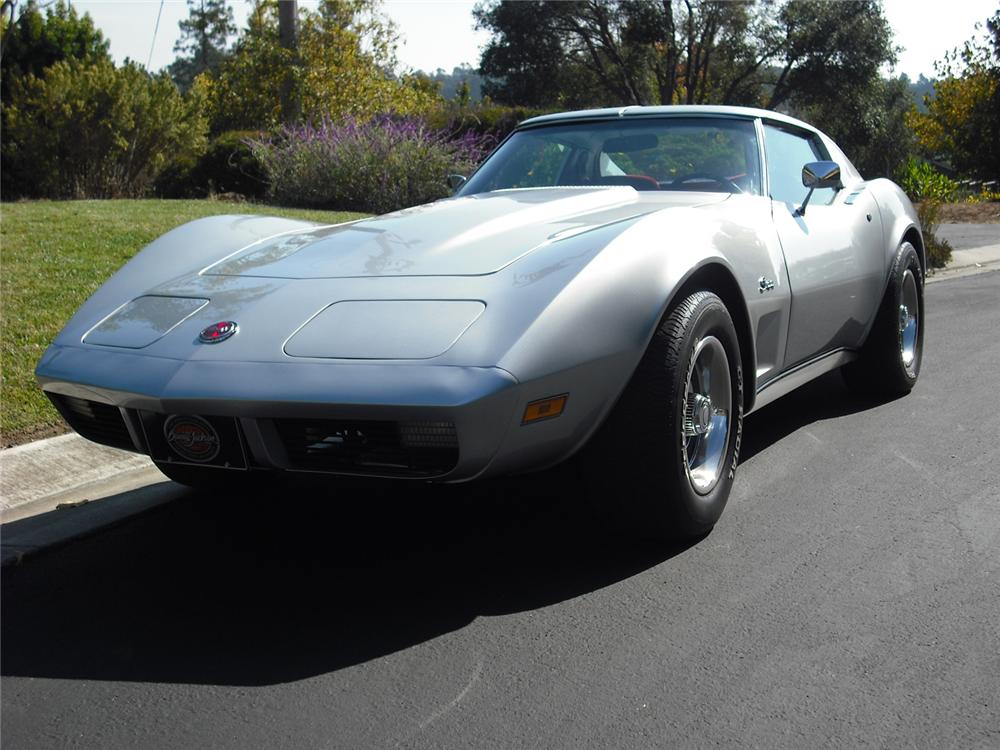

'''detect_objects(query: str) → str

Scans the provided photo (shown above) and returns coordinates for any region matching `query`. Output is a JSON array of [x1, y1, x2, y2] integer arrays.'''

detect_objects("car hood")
[[202, 188, 729, 279]]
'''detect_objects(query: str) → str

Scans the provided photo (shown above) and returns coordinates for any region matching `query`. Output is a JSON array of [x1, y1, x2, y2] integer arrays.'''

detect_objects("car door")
[[762, 121, 884, 368]]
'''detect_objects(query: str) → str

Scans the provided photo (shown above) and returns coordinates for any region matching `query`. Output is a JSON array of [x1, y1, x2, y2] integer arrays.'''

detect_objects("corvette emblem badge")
[[164, 415, 221, 463], [199, 320, 238, 343]]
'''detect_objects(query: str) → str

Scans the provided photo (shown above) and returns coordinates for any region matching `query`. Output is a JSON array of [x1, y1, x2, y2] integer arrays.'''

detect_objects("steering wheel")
[[671, 173, 744, 194]]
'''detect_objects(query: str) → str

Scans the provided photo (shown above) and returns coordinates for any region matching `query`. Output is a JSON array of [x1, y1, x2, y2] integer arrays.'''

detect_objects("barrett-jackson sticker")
[[164, 415, 221, 463]]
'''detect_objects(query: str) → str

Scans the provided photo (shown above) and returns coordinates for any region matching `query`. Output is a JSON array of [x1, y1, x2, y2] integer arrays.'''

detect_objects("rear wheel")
[[583, 291, 743, 542], [843, 241, 923, 396]]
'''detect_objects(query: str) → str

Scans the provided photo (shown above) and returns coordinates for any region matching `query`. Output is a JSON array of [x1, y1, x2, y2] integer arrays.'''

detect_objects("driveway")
[[2, 271, 999, 749]]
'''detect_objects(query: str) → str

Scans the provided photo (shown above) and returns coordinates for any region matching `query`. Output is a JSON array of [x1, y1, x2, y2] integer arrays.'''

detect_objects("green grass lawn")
[[1, 199, 367, 446]]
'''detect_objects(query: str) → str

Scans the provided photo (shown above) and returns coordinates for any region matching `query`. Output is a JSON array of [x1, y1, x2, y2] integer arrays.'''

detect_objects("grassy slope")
[[1, 200, 367, 446]]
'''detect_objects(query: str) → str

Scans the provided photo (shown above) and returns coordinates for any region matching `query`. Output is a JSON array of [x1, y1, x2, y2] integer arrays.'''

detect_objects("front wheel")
[[583, 291, 744, 542], [843, 241, 923, 397]]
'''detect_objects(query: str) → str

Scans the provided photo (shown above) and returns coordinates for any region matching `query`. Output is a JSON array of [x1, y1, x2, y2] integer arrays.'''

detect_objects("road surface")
[[3, 271, 998, 749]]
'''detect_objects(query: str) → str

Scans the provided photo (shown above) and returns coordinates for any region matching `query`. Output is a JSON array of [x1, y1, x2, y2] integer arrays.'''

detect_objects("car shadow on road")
[[740, 369, 900, 463], [2, 369, 889, 688], [1, 466, 688, 687]]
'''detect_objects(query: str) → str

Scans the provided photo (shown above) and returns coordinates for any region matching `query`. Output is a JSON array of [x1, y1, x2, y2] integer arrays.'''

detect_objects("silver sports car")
[[36, 105, 924, 540]]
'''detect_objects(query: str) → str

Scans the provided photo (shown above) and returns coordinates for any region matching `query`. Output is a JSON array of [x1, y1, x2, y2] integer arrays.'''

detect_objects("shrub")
[[965, 184, 1000, 203], [2, 59, 208, 199], [156, 130, 267, 199], [916, 200, 954, 269], [898, 157, 959, 203], [248, 117, 494, 214], [427, 101, 547, 141], [898, 159, 957, 269]]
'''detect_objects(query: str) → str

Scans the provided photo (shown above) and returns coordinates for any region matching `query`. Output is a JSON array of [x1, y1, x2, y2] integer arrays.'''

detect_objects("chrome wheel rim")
[[899, 269, 919, 377], [682, 336, 731, 495]]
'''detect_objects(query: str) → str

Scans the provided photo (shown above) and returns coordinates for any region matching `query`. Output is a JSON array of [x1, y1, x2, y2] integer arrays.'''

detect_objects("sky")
[[68, 0, 999, 80]]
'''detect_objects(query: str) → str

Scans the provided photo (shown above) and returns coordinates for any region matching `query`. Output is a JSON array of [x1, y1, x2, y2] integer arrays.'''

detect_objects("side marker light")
[[522, 394, 568, 425]]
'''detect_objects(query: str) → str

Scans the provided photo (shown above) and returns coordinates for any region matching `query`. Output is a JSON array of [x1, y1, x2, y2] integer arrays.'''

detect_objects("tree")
[[473, 0, 896, 110], [909, 9, 1000, 179], [0, 0, 109, 103], [764, 0, 896, 110], [206, 0, 438, 132], [796, 75, 915, 179], [476, 1, 584, 107], [167, 0, 236, 92], [455, 78, 471, 107]]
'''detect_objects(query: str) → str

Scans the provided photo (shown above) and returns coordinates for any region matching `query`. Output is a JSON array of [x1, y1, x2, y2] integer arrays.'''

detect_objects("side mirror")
[[797, 161, 842, 215], [446, 174, 467, 191]]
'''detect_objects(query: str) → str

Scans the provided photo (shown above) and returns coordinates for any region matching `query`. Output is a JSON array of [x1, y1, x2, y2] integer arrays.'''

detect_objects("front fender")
[[48, 215, 325, 349], [485, 198, 782, 473]]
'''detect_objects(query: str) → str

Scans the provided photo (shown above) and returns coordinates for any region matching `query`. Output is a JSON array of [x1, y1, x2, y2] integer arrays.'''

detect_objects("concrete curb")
[[1, 481, 187, 567], [1, 433, 154, 514], [0, 434, 186, 567], [927, 259, 1000, 283]]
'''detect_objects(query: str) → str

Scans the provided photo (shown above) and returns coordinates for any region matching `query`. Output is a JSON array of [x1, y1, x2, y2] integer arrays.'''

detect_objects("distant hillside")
[[415, 65, 485, 101], [907, 74, 936, 112], [411, 66, 933, 111]]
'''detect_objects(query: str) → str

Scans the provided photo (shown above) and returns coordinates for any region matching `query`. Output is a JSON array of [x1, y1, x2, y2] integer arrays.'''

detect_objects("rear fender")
[[868, 179, 925, 278]]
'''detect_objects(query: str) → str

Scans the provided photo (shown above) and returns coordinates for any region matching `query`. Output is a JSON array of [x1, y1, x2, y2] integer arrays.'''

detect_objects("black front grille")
[[48, 394, 136, 452], [274, 418, 459, 477]]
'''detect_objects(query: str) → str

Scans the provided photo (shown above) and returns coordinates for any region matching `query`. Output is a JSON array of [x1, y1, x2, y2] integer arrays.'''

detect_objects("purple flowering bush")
[[247, 117, 493, 214]]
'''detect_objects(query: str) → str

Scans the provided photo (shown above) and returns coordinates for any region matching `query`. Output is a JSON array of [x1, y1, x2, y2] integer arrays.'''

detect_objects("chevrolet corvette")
[[36, 105, 924, 540]]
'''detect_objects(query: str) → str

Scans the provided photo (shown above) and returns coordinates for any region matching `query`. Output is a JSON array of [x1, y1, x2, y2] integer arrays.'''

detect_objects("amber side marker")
[[522, 394, 568, 425]]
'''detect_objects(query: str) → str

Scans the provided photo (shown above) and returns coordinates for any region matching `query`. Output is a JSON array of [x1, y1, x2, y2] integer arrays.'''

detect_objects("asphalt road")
[[938, 223, 1000, 251], [3, 271, 999, 749]]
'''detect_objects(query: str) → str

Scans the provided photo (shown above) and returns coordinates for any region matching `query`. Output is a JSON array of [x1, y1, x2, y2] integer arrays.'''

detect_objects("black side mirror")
[[446, 174, 467, 191], [797, 161, 842, 215]]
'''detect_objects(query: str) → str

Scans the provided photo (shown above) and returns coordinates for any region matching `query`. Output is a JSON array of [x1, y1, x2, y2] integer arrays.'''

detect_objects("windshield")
[[460, 117, 762, 196]]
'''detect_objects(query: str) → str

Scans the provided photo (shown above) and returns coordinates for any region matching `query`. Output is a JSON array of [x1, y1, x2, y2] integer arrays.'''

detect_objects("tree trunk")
[[278, 0, 299, 123]]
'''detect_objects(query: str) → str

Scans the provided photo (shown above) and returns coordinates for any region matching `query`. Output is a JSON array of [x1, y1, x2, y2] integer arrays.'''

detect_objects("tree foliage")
[[909, 9, 1000, 179], [0, 0, 110, 103], [795, 75, 914, 179], [474, 0, 896, 110], [3, 59, 208, 198], [206, 0, 438, 133], [476, 1, 588, 108], [167, 0, 236, 92]]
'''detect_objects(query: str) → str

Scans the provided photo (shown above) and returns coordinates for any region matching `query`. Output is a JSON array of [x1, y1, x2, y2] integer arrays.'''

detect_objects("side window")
[[763, 124, 835, 206]]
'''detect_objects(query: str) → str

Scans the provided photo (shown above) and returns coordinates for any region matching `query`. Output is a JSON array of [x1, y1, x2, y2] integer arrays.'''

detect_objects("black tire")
[[582, 291, 744, 542], [154, 460, 276, 494], [843, 241, 923, 397]]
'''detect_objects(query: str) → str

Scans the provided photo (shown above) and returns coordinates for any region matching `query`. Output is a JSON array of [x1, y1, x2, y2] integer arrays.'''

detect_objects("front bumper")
[[36, 344, 522, 481]]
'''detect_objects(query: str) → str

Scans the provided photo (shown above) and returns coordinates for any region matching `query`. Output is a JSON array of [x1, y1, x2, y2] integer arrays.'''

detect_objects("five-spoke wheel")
[[584, 291, 743, 541], [843, 240, 924, 396], [682, 336, 732, 495]]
